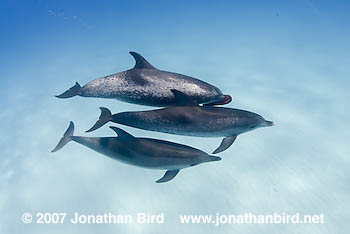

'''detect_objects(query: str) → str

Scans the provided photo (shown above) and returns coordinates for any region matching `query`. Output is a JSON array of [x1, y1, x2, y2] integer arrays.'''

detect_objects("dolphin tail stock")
[[55, 82, 81, 98], [86, 107, 113, 133], [212, 135, 237, 154], [51, 121, 75, 153]]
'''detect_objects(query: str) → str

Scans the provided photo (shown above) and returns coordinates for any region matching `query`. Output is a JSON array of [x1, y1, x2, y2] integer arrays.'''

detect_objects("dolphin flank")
[[55, 51, 232, 106], [51, 122, 221, 183]]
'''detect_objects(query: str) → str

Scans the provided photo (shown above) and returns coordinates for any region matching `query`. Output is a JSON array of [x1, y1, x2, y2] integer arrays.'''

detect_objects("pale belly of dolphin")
[[114, 112, 242, 137], [71, 136, 206, 170]]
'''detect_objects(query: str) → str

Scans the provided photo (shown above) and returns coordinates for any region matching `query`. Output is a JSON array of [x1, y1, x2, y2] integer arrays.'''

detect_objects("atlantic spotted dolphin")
[[55, 52, 232, 106], [51, 122, 221, 183], [86, 90, 274, 154]]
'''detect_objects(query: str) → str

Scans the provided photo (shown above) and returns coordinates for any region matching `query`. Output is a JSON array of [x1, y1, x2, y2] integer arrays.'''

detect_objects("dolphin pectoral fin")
[[129, 51, 156, 69], [170, 89, 198, 106], [212, 136, 237, 154], [51, 121, 74, 153], [109, 126, 135, 139], [86, 107, 113, 133], [55, 82, 81, 98], [156, 170, 180, 183]]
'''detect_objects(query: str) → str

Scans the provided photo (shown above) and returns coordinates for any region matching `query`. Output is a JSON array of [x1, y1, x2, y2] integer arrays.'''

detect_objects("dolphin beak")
[[261, 120, 274, 127], [221, 95, 232, 105], [204, 95, 232, 106]]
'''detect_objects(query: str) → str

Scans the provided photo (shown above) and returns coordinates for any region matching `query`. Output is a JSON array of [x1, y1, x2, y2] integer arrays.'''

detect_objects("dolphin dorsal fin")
[[109, 126, 135, 139], [170, 89, 198, 106], [129, 51, 156, 69]]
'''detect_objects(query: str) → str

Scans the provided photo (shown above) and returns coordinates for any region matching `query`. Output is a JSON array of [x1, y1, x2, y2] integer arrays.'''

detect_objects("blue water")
[[1, 0, 349, 233]]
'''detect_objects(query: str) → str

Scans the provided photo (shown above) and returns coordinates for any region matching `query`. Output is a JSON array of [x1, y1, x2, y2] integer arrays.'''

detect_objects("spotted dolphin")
[[51, 122, 221, 183], [86, 90, 274, 154], [55, 52, 232, 106]]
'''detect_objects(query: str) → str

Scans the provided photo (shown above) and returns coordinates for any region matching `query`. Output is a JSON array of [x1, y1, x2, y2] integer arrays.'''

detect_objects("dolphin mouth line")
[[262, 120, 274, 127], [204, 95, 232, 106], [221, 95, 232, 105], [267, 121, 274, 126]]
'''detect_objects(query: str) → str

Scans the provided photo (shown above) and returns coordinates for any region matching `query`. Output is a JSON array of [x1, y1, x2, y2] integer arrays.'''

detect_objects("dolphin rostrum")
[[55, 52, 232, 106], [51, 122, 221, 183], [86, 90, 274, 154]]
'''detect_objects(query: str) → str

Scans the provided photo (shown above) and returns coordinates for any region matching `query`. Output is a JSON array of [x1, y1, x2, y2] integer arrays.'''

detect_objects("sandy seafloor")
[[0, 1, 349, 233]]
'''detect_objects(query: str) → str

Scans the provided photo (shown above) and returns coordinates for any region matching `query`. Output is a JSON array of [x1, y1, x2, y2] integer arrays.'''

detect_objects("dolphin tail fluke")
[[55, 82, 81, 98], [212, 135, 237, 154], [51, 121, 74, 152], [156, 170, 180, 183], [86, 107, 112, 133]]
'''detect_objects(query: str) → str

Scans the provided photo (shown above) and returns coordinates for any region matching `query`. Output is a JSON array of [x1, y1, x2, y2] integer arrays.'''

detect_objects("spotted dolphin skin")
[[55, 52, 232, 106], [51, 122, 221, 183], [86, 90, 274, 154]]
